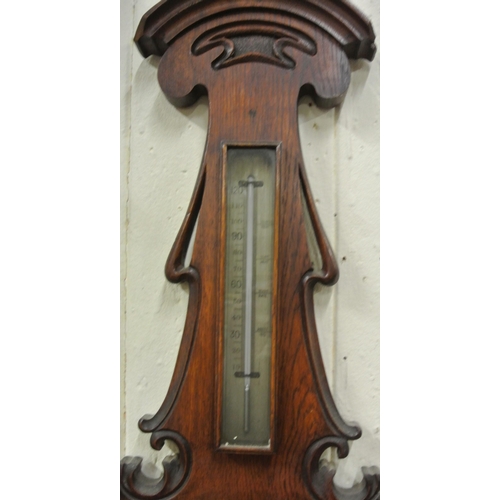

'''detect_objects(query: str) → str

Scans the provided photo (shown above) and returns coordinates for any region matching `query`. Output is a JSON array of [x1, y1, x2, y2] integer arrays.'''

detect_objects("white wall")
[[121, 0, 379, 487]]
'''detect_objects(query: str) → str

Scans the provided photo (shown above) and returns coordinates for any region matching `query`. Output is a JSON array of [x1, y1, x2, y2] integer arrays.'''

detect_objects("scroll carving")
[[303, 438, 380, 500], [121, 431, 192, 500], [298, 162, 362, 441], [139, 166, 206, 434], [192, 23, 316, 69]]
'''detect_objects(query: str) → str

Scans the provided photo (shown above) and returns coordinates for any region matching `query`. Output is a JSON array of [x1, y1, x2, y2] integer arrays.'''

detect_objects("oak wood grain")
[[121, 1, 378, 499]]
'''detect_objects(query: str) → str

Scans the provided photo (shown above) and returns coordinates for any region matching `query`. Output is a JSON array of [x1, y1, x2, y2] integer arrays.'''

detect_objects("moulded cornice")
[[134, 0, 376, 61]]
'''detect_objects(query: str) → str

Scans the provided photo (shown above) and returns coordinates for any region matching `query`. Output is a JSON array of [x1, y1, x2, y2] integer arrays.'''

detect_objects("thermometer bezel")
[[216, 142, 281, 454]]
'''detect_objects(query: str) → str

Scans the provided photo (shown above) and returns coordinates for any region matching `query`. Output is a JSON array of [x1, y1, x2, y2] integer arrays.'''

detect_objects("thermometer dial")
[[221, 147, 276, 449]]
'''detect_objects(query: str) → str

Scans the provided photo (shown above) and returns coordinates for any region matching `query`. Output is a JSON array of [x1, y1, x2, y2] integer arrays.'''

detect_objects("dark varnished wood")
[[121, 1, 378, 499]]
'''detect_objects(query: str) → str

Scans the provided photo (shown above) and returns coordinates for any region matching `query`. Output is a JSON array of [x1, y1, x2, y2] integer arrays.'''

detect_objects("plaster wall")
[[121, 0, 379, 488]]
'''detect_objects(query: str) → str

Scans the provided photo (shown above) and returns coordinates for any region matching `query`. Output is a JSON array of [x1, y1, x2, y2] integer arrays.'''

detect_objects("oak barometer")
[[121, 1, 379, 498]]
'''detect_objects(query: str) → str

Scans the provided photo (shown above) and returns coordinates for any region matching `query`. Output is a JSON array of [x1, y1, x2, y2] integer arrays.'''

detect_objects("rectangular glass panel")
[[221, 147, 276, 449]]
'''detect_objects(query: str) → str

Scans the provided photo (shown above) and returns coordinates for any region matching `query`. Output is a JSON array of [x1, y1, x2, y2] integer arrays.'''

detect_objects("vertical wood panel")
[[121, 0, 379, 484]]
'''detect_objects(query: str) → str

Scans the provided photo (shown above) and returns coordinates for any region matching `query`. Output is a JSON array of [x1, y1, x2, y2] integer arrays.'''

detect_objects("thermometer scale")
[[221, 147, 275, 448]]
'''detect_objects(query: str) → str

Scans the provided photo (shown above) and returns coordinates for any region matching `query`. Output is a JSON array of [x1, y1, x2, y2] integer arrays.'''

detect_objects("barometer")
[[121, 1, 379, 498]]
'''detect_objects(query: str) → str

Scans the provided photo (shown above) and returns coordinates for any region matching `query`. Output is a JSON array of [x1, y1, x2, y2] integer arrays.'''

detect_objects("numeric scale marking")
[[222, 148, 276, 448]]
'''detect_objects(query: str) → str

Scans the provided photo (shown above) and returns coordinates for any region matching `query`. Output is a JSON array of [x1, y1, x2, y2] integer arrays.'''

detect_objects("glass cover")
[[221, 147, 276, 448]]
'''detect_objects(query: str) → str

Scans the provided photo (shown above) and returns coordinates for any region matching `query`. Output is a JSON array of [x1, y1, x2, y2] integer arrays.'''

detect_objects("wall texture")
[[121, 0, 379, 488]]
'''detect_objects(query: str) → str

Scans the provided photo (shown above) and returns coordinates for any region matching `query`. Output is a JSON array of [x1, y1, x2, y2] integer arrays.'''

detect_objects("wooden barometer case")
[[121, 1, 378, 499]]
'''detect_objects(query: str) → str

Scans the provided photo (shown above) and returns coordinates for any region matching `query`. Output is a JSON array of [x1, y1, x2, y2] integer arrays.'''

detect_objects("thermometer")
[[221, 147, 276, 448], [239, 174, 262, 432]]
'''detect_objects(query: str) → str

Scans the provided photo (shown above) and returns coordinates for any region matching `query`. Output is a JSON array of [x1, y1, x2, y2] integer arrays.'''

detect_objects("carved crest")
[[192, 23, 317, 69]]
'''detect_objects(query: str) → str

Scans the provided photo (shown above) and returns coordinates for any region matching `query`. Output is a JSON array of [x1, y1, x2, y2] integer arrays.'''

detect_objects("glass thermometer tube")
[[240, 175, 261, 433]]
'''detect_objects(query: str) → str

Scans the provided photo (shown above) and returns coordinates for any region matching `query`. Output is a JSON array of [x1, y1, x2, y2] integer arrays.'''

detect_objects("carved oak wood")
[[121, 1, 378, 499]]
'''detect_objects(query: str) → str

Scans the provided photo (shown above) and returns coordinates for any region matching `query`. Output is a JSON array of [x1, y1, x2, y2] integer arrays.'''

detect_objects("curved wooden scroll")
[[121, 1, 378, 499]]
